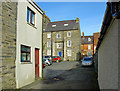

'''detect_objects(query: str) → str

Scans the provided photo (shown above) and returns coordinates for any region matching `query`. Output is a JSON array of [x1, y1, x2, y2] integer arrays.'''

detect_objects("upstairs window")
[[47, 32, 51, 38], [88, 44, 91, 49], [27, 7, 35, 25], [21, 45, 31, 62], [67, 31, 71, 37], [88, 37, 91, 41], [67, 40, 71, 47], [57, 33, 61, 38]]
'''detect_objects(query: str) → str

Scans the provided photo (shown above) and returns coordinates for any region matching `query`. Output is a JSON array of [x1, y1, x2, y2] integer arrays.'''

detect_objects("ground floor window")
[[67, 49, 72, 56], [21, 45, 31, 62], [47, 49, 51, 55]]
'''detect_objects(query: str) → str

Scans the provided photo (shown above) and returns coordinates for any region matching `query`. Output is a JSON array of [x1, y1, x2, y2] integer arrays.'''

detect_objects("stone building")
[[81, 32, 94, 59], [43, 18, 81, 61], [1, 0, 43, 89]]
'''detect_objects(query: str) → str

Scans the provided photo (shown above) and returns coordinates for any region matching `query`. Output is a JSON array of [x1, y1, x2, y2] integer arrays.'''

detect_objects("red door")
[[35, 49, 39, 78]]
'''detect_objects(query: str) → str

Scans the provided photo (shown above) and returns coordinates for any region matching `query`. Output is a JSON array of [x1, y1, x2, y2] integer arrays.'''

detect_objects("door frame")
[[35, 48, 40, 78]]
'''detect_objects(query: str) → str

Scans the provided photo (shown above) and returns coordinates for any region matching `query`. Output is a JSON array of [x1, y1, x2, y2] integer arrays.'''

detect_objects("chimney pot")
[[82, 32, 84, 38]]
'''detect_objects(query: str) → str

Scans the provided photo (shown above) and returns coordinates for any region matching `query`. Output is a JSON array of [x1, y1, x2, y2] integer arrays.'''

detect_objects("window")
[[21, 45, 31, 62], [47, 41, 51, 47], [64, 24, 68, 26], [67, 49, 72, 56], [52, 25, 56, 27], [88, 44, 91, 49], [67, 31, 71, 37], [67, 40, 71, 47], [47, 50, 51, 55], [27, 7, 35, 25], [88, 37, 91, 41], [57, 43, 62, 48], [57, 33, 61, 38], [47, 32, 51, 38]]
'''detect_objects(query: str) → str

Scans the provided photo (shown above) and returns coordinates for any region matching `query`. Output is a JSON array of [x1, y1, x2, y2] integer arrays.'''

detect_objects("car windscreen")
[[84, 58, 91, 61], [53, 56, 57, 58], [45, 56, 49, 58]]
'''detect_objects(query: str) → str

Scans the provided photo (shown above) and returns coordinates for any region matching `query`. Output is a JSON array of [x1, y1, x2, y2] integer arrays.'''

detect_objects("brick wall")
[[2, 2, 17, 89], [81, 44, 93, 58], [93, 32, 100, 53]]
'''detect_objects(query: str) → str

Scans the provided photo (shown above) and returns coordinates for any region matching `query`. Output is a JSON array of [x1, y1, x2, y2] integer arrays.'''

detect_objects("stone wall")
[[2, 2, 17, 89], [0, 1, 2, 91]]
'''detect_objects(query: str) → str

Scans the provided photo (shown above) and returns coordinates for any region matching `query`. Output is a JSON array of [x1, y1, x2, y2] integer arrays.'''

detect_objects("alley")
[[22, 61, 99, 90]]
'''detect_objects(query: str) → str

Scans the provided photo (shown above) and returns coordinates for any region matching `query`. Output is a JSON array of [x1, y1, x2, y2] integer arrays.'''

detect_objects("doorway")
[[35, 48, 39, 78]]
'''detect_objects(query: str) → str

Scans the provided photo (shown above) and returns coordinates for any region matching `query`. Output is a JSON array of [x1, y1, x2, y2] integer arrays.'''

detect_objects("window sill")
[[27, 22, 37, 29], [20, 62, 32, 64]]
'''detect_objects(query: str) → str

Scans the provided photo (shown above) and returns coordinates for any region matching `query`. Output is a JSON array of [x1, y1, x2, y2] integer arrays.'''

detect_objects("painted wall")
[[98, 19, 118, 89], [16, 1, 43, 88]]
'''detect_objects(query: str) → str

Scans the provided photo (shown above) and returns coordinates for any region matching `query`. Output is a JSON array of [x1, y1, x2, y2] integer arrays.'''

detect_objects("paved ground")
[[22, 61, 99, 90]]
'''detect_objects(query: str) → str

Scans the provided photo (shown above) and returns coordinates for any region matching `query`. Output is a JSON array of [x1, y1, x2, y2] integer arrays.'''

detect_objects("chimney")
[[76, 18, 79, 23], [82, 32, 84, 38]]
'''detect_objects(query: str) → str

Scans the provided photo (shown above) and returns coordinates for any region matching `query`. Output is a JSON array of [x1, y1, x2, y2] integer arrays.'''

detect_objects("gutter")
[[96, 2, 120, 51]]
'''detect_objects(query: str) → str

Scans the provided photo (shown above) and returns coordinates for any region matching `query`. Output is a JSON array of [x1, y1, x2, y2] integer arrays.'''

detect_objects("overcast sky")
[[36, 2, 107, 36]]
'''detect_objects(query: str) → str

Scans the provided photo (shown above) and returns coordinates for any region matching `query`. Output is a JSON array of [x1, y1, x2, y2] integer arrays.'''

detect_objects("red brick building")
[[81, 32, 94, 59], [81, 32, 100, 59], [93, 32, 100, 53]]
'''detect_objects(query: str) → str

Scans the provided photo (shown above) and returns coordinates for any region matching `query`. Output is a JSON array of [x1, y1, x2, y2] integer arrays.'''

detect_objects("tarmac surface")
[[22, 61, 99, 90]]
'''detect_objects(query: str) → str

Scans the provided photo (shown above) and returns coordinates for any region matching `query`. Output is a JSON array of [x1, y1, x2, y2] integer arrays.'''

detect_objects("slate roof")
[[43, 20, 79, 32], [81, 36, 93, 44]]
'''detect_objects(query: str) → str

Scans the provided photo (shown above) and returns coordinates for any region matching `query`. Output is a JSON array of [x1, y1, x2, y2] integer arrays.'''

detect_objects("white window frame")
[[88, 37, 91, 41], [47, 41, 51, 48], [67, 40, 71, 47], [47, 32, 51, 38], [88, 44, 91, 49], [56, 33, 61, 38], [67, 31, 71, 37], [52, 25, 56, 27], [57, 43, 61, 49], [47, 50, 51, 55], [67, 49, 72, 56], [64, 24, 68, 26]]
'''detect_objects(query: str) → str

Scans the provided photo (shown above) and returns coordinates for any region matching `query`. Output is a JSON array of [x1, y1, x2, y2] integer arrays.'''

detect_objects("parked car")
[[43, 56, 52, 60], [43, 59, 52, 66], [82, 57, 93, 66], [52, 56, 61, 62], [43, 62, 45, 68]]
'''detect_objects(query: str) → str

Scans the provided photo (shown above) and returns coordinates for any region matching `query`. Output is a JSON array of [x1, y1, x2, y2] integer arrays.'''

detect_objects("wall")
[[0, 1, 2, 90], [93, 32, 100, 53], [98, 19, 118, 89], [16, 1, 42, 88], [2, 2, 17, 89]]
